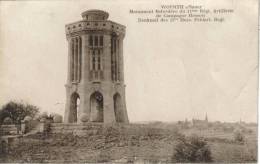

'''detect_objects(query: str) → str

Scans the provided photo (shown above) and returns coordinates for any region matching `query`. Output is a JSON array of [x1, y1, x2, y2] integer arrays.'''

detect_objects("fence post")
[[21, 120, 26, 134]]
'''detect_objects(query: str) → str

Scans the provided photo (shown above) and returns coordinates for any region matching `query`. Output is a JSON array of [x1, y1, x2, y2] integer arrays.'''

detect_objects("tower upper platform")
[[65, 9, 125, 38]]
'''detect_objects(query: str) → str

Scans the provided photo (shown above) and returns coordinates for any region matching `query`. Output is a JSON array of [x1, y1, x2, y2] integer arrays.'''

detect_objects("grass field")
[[0, 122, 257, 163]]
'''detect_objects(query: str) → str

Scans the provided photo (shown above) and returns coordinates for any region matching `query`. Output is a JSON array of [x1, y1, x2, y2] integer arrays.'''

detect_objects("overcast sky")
[[0, 0, 258, 123]]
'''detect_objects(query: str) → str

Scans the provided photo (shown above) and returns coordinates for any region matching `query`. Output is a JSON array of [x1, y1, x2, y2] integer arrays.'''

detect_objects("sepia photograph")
[[0, 0, 258, 163]]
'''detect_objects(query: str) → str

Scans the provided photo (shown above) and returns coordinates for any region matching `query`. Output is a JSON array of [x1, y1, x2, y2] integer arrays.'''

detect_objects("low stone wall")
[[0, 125, 19, 135], [49, 123, 104, 136], [48, 123, 169, 137], [1, 120, 43, 136]]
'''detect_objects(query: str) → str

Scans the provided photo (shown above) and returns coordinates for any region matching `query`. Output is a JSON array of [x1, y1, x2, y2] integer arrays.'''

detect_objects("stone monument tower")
[[64, 10, 129, 123]]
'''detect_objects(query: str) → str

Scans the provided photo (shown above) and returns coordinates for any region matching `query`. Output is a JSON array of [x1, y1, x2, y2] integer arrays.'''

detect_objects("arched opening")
[[113, 93, 124, 122], [90, 92, 103, 122], [70, 92, 80, 123]]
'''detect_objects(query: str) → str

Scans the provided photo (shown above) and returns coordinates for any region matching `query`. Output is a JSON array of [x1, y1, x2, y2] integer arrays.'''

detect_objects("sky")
[[0, 0, 258, 123]]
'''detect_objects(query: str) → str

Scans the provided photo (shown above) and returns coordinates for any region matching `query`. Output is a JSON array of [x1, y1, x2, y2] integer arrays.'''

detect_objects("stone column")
[[67, 38, 72, 83], [74, 38, 78, 81], [103, 92, 116, 123], [113, 38, 116, 81], [77, 91, 83, 123], [116, 38, 120, 81], [81, 35, 87, 85], [64, 86, 71, 123], [122, 90, 129, 123], [103, 34, 112, 81], [90, 50, 92, 71], [71, 39, 75, 82], [78, 37, 81, 82], [95, 50, 98, 72], [79, 34, 90, 122], [101, 49, 103, 70], [119, 35, 125, 82]]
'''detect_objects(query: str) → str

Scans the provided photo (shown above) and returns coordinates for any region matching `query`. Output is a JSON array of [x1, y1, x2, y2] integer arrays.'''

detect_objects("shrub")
[[223, 125, 234, 132], [3, 117, 13, 125], [46, 113, 54, 120], [39, 117, 46, 123], [233, 129, 245, 143], [97, 151, 112, 162], [53, 114, 63, 123], [38, 112, 54, 123], [80, 114, 88, 122], [23, 116, 32, 122], [38, 112, 48, 120], [173, 134, 213, 162]]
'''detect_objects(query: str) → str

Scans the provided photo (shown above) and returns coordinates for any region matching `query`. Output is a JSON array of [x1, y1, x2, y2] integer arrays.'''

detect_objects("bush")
[[3, 117, 13, 125], [97, 151, 112, 163], [53, 114, 63, 123], [80, 114, 89, 122], [233, 129, 245, 143], [37, 112, 54, 123], [37, 112, 48, 120], [173, 134, 213, 162], [23, 116, 32, 122], [39, 117, 46, 123]]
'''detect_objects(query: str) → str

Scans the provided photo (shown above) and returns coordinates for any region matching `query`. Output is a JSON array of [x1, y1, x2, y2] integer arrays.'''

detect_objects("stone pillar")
[[103, 92, 116, 123], [78, 37, 81, 82], [115, 38, 118, 81], [112, 38, 116, 81], [21, 121, 26, 134], [67, 38, 72, 83], [103, 34, 112, 81], [64, 38, 73, 123], [119, 36, 124, 82], [116, 38, 120, 81], [122, 90, 129, 123], [101, 49, 103, 70], [74, 38, 78, 81], [95, 50, 98, 71], [38, 122, 46, 133], [71, 39, 75, 82], [64, 86, 71, 123], [79, 35, 90, 122], [90, 50, 93, 72]]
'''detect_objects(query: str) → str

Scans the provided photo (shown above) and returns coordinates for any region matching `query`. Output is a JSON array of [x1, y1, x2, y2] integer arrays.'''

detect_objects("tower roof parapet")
[[65, 9, 125, 38], [81, 9, 109, 21]]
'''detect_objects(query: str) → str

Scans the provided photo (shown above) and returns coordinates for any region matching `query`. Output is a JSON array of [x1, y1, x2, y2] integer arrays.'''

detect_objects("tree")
[[0, 101, 39, 124], [173, 134, 213, 162]]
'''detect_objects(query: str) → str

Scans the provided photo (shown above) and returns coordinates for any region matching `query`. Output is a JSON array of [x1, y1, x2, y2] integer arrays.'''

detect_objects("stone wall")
[[49, 123, 104, 136], [48, 123, 168, 137], [0, 125, 19, 135], [1, 120, 43, 136]]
